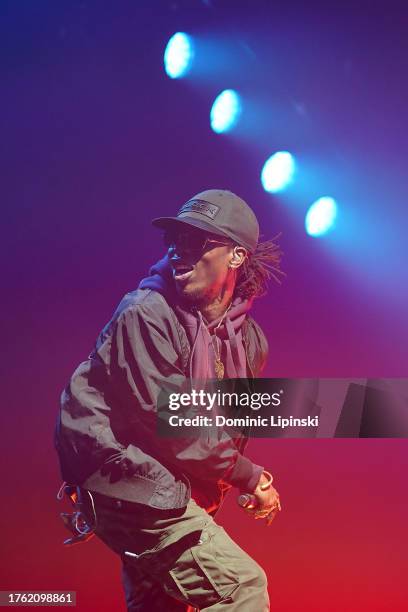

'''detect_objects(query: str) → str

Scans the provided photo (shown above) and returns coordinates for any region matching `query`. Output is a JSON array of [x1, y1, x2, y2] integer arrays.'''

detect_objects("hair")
[[233, 233, 285, 300]]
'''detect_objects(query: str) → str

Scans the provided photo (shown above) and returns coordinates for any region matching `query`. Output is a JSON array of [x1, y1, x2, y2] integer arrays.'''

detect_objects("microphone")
[[237, 493, 258, 509]]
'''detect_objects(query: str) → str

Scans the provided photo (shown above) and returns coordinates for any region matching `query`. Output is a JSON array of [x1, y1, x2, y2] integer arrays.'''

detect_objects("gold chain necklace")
[[207, 303, 232, 380]]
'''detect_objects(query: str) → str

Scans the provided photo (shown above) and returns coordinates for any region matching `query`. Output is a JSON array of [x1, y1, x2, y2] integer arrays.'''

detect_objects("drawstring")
[[189, 310, 208, 385], [197, 311, 210, 381], [56, 481, 67, 500], [225, 317, 240, 378], [74, 489, 98, 533]]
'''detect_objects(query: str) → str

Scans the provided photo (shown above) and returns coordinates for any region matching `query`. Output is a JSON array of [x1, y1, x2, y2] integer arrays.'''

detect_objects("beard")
[[175, 279, 215, 308]]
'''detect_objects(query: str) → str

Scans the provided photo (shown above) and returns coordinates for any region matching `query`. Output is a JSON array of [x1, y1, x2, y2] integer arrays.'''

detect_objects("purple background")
[[1, 1, 407, 610]]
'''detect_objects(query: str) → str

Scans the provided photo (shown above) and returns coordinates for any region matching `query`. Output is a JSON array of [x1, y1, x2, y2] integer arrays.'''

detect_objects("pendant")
[[215, 359, 225, 380]]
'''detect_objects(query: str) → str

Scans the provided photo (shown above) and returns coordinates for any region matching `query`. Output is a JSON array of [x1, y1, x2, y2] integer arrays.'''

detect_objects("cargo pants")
[[80, 489, 269, 611]]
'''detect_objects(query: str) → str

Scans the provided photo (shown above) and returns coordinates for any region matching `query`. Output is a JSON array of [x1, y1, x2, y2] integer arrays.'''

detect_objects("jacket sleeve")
[[107, 302, 263, 493]]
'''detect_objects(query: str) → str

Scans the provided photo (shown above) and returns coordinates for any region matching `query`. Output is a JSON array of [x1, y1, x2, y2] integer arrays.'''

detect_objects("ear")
[[229, 246, 248, 269]]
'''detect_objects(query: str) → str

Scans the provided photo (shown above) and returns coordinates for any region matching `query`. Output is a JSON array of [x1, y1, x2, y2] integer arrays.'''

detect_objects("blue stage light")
[[261, 152, 296, 193], [164, 32, 194, 79], [305, 197, 338, 236], [210, 90, 242, 133]]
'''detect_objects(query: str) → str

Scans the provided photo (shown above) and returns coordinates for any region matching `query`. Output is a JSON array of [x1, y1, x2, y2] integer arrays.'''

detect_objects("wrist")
[[227, 455, 264, 493]]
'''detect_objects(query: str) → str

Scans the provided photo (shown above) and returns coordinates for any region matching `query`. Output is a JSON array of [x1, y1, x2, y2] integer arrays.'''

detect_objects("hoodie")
[[139, 255, 253, 381]]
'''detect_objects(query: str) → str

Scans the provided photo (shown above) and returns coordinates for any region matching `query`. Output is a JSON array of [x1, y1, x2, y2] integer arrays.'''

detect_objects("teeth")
[[175, 267, 192, 274]]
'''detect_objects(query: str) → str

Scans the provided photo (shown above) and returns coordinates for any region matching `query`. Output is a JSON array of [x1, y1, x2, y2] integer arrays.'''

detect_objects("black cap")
[[152, 189, 259, 254]]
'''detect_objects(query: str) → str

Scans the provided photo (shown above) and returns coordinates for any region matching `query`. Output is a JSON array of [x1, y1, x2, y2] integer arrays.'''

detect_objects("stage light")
[[164, 32, 194, 79], [305, 197, 338, 236], [261, 151, 296, 193], [210, 90, 242, 133]]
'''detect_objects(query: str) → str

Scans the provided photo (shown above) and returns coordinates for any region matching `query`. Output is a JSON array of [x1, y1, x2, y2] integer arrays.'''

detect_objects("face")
[[164, 226, 239, 306]]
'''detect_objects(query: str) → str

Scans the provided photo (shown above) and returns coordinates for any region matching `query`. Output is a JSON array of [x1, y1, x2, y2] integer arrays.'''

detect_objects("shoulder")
[[94, 289, 179, 351], [115, 288, 169, 316], [113, 289, 184, 336]]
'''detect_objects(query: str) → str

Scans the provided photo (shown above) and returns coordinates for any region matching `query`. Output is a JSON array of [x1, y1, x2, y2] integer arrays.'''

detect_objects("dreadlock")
[[234, 233, 285, 300]]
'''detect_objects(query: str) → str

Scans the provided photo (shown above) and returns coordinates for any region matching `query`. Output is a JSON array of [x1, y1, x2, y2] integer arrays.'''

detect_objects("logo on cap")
[[178, 199, 220, 220]]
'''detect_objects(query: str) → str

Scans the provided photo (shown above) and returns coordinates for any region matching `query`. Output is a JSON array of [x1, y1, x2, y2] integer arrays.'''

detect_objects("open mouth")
[[172, 262, 194, 282]]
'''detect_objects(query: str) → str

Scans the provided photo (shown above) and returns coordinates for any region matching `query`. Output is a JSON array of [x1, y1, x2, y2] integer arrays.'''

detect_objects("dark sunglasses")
[[163, 230, 232, 254]]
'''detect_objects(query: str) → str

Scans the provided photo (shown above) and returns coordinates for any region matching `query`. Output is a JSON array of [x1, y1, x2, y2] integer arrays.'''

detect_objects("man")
[[55, 189, 283, 611]]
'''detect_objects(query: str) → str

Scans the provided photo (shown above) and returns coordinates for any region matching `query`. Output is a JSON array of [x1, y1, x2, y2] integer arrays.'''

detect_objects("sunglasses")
[[163, 230, 232, 254]]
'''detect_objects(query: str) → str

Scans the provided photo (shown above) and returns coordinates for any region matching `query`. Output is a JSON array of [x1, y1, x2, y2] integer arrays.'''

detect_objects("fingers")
[[266, 509, 279, 526], [266, 499, 282, 525], [254, 498, 282, 524], [240, 484, 282, 526], [254, 509, 272, 519]]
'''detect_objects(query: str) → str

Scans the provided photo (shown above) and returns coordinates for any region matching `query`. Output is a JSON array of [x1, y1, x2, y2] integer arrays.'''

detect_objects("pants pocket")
[[163, 525, 239, 608]]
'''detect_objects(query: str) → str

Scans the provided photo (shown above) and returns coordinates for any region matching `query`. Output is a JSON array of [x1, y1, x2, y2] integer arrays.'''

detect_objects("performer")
[[55, 189, 283, 611]]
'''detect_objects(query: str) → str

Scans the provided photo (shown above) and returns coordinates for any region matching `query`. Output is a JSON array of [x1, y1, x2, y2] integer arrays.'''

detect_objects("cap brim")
[[151, 216, 231, 241]]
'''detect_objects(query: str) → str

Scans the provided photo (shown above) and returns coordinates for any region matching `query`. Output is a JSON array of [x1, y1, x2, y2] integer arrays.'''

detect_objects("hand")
[[245, 472, 282, 526]]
